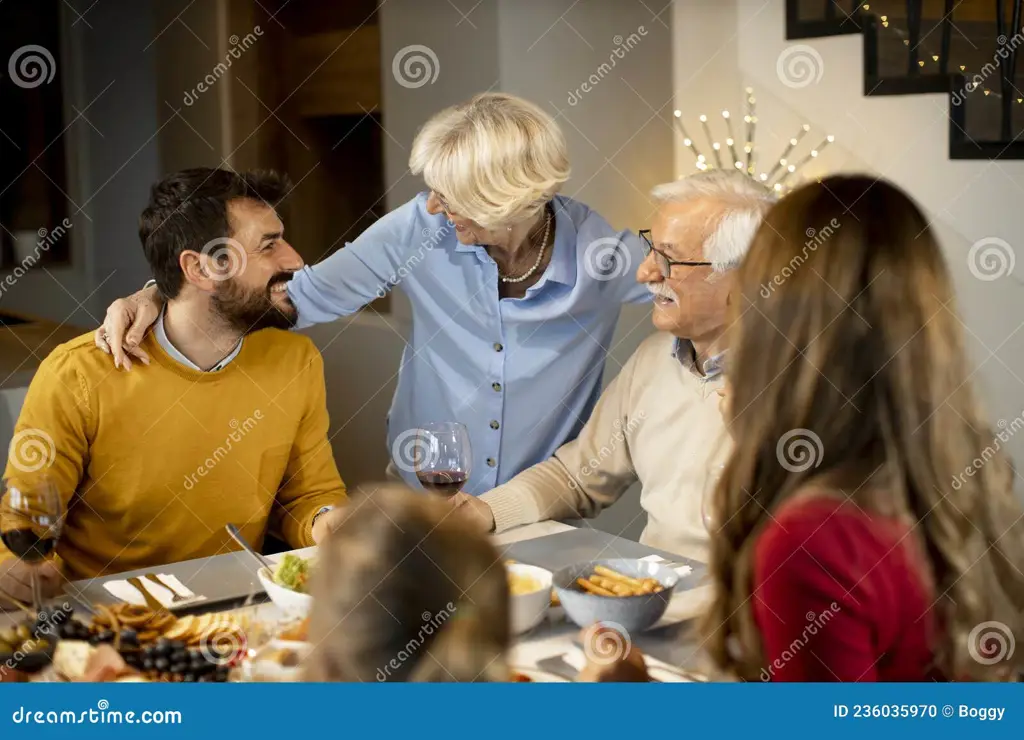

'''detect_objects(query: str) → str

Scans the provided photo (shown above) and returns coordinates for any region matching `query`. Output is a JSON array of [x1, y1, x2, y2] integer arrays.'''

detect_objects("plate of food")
[[257, 553, 314, 617], [553, 559, 680, 632]]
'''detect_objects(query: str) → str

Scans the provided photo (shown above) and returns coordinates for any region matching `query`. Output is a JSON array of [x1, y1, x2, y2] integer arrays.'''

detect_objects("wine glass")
[[0, 476, 63, 611], [414, 422, 472, 498]]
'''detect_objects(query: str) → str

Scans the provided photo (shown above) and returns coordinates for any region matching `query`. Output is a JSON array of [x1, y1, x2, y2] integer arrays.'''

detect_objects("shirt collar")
[[155, 306, 242, 372], [672, 337, 727, 381]]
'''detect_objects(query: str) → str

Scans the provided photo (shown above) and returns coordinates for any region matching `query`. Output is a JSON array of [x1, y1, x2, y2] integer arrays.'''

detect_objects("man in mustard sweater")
[[1, 168, 346, 600]]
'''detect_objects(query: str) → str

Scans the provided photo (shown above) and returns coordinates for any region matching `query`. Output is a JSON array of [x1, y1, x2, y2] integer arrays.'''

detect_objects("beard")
[[211, 273, 298, 334]]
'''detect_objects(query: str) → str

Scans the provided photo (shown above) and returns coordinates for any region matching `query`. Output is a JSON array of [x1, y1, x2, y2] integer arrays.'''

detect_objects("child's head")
[[303, 484, 511, 682]]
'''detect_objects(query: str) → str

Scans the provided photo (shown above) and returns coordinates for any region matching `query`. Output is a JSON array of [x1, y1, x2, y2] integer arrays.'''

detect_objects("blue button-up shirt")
[[286, 192, 651, 494]]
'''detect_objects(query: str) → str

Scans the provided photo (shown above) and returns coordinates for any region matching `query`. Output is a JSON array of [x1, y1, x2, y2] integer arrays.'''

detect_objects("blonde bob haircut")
[[410, 92, 571, 229]]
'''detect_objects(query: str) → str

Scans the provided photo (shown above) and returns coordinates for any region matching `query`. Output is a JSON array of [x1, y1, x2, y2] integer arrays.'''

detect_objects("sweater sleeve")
[[268, 346, 347, 548], [753, 500, 902, 682], [480, 341, 643, 532], [1, 349, 92, 565]]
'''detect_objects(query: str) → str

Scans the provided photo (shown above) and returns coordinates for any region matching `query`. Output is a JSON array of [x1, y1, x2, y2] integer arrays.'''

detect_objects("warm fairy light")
[[735, 161, 743, 169], [827, 135, 835, 142], [744, 115, 752, 123], [684, 138, 692, 146], [697, 154, 706, 161], [880, 14, 886, 20], [811, 150, 819, 157], [790, 138, 798, 145], [759, 173, 768, 181], [726, 138, 734, 145], [744, 144, 752, 153], [788, 164, 796, 172], [722, 110, 730, 119], [699, 114, 707, 122], [932, 55, 939, 62], [712, 143, 721, 150], [802, 124, 810, 131], [773, 183, 783, 191], [674, 109, 682, 117]]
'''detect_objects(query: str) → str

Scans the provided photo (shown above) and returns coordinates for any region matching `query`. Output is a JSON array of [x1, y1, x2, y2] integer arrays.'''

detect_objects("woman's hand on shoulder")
[[94, 284, 162, 370]]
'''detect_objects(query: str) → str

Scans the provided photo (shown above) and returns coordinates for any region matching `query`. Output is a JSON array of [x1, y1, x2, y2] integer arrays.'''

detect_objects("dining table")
[[1, 521, 717, 681]]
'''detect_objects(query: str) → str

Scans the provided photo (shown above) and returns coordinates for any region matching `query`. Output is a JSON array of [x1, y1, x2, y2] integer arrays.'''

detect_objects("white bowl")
[[507, 563, 552, 635], [257, 566, 313, 618]]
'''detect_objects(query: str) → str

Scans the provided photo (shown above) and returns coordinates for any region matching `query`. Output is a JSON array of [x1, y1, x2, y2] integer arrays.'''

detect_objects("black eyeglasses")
[[639, 229, 712, 278]]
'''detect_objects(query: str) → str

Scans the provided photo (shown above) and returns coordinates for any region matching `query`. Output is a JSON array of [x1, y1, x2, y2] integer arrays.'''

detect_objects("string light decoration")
[[672, 87, 835, 194]]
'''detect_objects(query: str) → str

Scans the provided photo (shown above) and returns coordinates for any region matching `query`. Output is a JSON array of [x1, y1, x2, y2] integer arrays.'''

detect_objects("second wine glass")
[[414, 422, 472, 498]]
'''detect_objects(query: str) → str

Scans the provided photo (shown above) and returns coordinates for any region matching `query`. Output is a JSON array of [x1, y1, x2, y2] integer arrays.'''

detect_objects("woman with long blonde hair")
[[702, 175, 1024, 681], [303, 484, 510, 682]]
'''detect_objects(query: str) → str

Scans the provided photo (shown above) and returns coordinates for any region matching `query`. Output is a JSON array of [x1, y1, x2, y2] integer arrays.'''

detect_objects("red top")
[[752, 496, 938, 681]]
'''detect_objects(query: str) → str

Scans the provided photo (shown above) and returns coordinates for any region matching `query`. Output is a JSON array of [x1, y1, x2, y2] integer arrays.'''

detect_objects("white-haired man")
[[452, 170, 773, 561]]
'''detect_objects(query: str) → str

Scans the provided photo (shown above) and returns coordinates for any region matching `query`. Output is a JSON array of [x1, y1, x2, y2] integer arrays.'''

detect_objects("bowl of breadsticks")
[[552, 559, 679, 633]]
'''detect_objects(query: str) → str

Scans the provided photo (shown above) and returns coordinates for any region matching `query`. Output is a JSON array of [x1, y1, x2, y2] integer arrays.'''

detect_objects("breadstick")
[[593, 565, 645, 589], [576, 577, 615, 596], [591, 575, 633, 596]]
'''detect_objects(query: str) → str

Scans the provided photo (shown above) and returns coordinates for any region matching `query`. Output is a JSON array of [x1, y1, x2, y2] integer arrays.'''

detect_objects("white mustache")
[[647, 284, 677, 301]]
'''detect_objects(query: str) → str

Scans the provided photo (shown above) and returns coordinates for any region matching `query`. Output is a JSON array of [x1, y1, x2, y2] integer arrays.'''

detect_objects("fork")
[[144, 573, 189, 604]]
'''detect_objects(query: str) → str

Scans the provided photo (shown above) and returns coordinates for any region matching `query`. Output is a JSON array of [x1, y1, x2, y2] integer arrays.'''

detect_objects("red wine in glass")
[[416, 471, 469, 497], [414, 423, 472, 499], [1, 476, 64, 610]]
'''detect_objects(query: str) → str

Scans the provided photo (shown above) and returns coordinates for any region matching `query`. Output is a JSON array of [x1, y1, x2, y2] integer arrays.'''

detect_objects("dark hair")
[[138, 168, 290, 298]]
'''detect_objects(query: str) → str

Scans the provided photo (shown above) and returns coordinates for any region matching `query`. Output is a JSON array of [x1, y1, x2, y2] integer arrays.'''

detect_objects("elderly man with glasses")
[[452, 170, 774, 561]]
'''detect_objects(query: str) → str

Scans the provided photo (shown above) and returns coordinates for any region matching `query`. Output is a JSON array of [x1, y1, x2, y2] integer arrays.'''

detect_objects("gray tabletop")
[[11, 525, 713, 674]]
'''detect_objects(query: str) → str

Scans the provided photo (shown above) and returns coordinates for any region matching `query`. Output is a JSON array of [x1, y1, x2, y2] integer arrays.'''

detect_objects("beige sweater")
[[481, 332, 731, 561]]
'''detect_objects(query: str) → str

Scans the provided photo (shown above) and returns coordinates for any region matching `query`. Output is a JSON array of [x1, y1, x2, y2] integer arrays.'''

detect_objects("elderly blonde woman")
[[95, 92, 650, 496]]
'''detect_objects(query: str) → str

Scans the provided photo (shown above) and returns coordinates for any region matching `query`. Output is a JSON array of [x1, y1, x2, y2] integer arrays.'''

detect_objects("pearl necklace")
[[498, 208, 553, 284]]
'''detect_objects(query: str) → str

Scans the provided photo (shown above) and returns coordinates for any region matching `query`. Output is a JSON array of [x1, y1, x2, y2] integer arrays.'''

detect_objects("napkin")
[[561, 646, 694, 682], [102, 574, 206, 608], [638, 553, 694, 578]]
